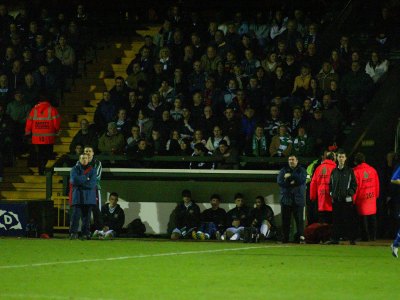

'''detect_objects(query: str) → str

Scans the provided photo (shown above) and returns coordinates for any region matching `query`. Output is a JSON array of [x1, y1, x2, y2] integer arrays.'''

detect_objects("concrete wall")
[[100, 180, 282, 234]]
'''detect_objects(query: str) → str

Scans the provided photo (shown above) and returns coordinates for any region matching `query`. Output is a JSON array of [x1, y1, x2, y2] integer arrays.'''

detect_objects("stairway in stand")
[[0, 25, 160, 201]]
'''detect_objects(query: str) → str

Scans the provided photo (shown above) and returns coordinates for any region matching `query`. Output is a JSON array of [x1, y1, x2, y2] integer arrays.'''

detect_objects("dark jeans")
[[359, 214, 377, 241], [281, 204, 304, 242], [70, 204, 93, 236], [332, 201, 357, 242]]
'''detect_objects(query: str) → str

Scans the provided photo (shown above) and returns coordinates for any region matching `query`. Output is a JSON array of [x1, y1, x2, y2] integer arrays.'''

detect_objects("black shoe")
[[324, 239, 339, 245], [80, 235, 91, 240]]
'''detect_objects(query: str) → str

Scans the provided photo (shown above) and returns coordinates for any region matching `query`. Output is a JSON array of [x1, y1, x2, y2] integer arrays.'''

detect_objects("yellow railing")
[[52, 195, 69, 229]]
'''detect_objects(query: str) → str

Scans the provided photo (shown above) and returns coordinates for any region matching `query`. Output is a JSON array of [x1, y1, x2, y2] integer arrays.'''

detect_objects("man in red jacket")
[[310, 152, 336, 223], [25, 97, 60, 175], [353, 152, 380, 241]]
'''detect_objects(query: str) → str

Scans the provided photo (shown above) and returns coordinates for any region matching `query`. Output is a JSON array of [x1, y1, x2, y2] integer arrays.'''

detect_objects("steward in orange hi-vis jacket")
[[25, 100, 61, 175], [353, 152, 380, 241], [310, 152, 336, 223], [25, 101, 61, 144]]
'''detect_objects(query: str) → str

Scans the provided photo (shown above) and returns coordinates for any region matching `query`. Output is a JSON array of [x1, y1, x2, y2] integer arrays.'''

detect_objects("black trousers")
[[318, 211, 333, 224], [359, 214, 376, 241], [33, 144, 53, 174], [281, 204, 304, 242], [332, 201, 357, 241]]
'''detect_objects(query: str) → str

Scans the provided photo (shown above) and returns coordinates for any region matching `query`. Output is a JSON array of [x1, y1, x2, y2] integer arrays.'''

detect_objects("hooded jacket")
[[25, 101, 60, 144]]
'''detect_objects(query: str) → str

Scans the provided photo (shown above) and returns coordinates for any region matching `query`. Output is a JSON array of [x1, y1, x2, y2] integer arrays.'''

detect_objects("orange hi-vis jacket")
[[310, 159, 337, 212], [25, 101, 61, 144], [353, 162, 380, 215]]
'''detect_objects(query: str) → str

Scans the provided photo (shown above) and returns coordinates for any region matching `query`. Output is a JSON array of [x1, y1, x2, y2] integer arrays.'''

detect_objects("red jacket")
[[353, 163, 380, 215], [25, 101, 60, 144], [310, 159, 337, 212]]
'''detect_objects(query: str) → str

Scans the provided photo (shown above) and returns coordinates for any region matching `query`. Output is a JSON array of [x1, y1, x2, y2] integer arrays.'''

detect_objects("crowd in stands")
[[0, 2, 396, 177], [77, 4, 391, 167], [0, 3, 91, 177]]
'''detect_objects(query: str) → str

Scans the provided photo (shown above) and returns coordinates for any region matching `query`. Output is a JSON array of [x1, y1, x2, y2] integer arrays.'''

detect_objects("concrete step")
[[60, 129, 79, 137], [4, 167, 35, 175], [54, 144, 70, 153], [77, 114, 94, 123], [58, 136, 73, 143], [121, 57, 134, 65], [0, 190, 46, 200], [1, 182, 63, 190], [2, 175, 63, 183]]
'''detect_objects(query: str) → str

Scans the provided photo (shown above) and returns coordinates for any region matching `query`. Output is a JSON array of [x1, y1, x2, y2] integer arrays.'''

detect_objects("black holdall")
[[243, 227, 259, 243]]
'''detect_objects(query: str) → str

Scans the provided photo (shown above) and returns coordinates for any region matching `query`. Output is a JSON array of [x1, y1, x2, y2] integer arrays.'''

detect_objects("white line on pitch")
[[0, 294, 116, 300], [0, 245, 287, 269]]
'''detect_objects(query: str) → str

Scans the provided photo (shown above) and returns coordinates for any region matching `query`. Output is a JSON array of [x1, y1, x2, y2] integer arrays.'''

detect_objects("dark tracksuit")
[[174, 202, 201, 232], [101, 203, 125, 236], [329, 166, 357, 242]]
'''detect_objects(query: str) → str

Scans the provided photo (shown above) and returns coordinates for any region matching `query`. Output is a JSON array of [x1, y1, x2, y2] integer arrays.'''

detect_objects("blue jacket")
[[277, 165, 307, 206], [70, 163, 97, 205]]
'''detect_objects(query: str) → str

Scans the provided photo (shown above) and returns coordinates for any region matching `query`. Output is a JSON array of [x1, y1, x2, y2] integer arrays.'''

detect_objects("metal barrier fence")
[[51, 195, 69, 230]]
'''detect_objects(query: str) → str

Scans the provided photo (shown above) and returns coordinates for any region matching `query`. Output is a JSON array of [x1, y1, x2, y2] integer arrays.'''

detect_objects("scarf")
[[293, 135, 307, 151], [252, 135, 267, 156], [277, 134, 292, 155]]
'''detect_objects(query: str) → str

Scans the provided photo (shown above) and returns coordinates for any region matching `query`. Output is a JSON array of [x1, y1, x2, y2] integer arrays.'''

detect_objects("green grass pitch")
[[0, 239, 397, 300]]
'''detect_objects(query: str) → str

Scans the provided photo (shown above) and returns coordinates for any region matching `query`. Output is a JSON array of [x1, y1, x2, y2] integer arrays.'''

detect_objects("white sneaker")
[[230, 233, 239, 241], [391, 244, 398, 258]]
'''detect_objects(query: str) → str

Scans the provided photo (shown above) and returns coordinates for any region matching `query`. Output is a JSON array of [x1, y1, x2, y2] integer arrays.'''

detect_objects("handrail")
[[395, 118, 400, 154]]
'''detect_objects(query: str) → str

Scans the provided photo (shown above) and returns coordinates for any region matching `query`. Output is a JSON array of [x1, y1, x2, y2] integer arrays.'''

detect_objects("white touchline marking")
[[0, 245, 287, 269], [1, 293, 116, 300]]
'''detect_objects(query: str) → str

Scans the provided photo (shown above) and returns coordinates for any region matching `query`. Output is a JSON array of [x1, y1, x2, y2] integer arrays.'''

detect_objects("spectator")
[[205, 125, 230, 153], [98, 122, 125, 155], [214, 139, 239, 169], [340, 61, 374, 124], [269, 124, 293, 157], [0, 74, 12, 106], [317, 61, 339, 93], [115, 108, 132, 139], [245, 125, 268, 157], [126, 90, 142, 122], [307, 108, 332, 155], [94, 91, 116, 134], [20, 73, 40, 107], [0, 102, 14, 166], [292, 127, 314, 157], [170, 190, 201, 240], [126, 125, 141, 153], [190, 142, 215, 170], [365, 51, 389, 84], [200, 46, 222, 74], [109, 76, 130, 110], [93, 192, 125, 239], [69, 119, 98, 153], [126, 62, 147, 90]]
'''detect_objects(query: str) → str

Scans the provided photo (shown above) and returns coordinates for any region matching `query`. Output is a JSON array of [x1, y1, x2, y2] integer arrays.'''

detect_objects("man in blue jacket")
[[69, 153, 97, 240], [277, 154, 307, 243]]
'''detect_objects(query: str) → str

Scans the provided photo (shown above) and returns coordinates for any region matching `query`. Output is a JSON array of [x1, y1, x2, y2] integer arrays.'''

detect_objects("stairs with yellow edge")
[[0, 25, 160, 201]]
